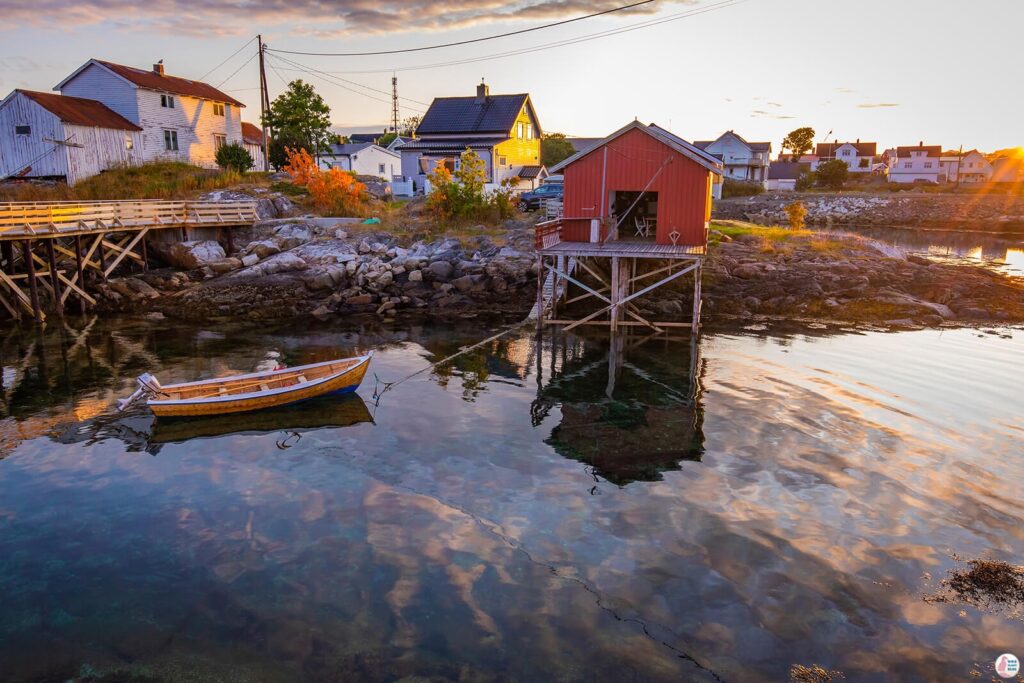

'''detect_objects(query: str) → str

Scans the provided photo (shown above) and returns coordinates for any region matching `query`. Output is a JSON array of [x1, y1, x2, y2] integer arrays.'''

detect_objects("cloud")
[[835, 87, 856, 93], [0, 0, 682, 36], [750, 109, 794, 120], [856, 102, 900, 109], [767, 101, 782, 107]]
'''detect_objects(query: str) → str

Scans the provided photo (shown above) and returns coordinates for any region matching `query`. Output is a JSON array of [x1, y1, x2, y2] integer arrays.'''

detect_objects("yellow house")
[[399, 81, 547, 190]]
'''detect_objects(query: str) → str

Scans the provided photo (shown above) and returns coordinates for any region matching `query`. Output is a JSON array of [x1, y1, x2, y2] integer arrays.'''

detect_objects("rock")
[[241, 253, 260, 267], [254, 252, 307, 276], [427, 261, 453, 281], [452, 275, 475, 292], [732, 264, 760, 279], [376, 300, 395, 315], [208, 257, 242, 274], [144, 311, 165, 321], [345, 293, 374, 306], [376, 271, 394, 288], [960, 307, 989, 319], [164, 240, 226, 269], [246, 240, 282, 259], [334, 229, 349, 240], [310, 304, 332, 318], [273, 223, 312, 249], [272, 195, 297, 216], [304, 270, 336, 291]]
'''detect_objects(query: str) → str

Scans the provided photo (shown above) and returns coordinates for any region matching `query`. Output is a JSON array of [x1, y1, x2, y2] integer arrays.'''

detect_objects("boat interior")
[[156, 358, 365, 401]]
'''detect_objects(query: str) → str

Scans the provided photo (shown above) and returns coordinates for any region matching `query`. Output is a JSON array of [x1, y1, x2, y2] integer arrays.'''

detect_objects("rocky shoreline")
[[713, 191, 1024, 231], [90, 215, 1024, 329]]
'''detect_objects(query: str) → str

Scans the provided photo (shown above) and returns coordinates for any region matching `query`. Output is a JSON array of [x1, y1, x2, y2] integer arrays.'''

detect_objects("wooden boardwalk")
[[0, 199, 259, 323]]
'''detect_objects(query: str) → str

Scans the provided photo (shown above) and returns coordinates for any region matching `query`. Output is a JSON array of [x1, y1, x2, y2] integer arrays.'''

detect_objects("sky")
[[0, 0, 1020, 152]]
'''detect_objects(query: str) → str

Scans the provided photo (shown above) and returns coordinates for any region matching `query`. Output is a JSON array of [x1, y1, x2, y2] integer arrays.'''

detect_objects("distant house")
[[814, 140, 877, 173], [956, 150, 993, 184], [386, 136, 413, 152], [55, 59, 245, 168], [0, 89, 142, 185], [566, 137, 602, 153], [241, 122, 265, 171], [347, 132, 383, 145], [693, 131, 771, 183], [766, 161, 809, 191], [398, 81, 544, 191], [888, 143, 943, 183], [991, 156, 1024, 184], [319, 142, 401, 180]]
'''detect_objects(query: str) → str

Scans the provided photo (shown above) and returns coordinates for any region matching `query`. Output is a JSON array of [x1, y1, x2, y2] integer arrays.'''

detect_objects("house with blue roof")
[[399, 81, 545, 191]]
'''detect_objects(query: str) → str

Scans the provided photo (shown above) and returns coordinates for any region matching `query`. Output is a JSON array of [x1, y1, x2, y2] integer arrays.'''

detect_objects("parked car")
[[518, 183, 564, 211]]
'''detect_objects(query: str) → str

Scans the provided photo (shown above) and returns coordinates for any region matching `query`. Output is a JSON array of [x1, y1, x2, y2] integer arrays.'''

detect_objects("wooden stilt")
[[97, 237, 107, 281], [74, 235, 87, 315], [224, 228, 234, 256], [692, 260, 703, 334], [535, 254, 544, 331], [22, 240, 42, 323], [609, 256, 620, 332], [45, 239, 64, 318], [140, 235, 149, 271]]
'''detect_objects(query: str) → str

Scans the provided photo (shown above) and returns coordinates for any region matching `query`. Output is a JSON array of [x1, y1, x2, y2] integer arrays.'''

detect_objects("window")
[[517, 122, 524, 138], [125, 135, 134, 150], [378, 163, 386, 174], [525, 123, 532, 139], [903, 161, 912, 168], [14, 125, 30, 135], [841, 149, 851, 156], [924, 161, 933, 169], [214, 134, 226, 149], [164, 129, 178, 151], [212, 103, 225, 117], [499, 156, 507, 166], [161, 94, 174, 108]]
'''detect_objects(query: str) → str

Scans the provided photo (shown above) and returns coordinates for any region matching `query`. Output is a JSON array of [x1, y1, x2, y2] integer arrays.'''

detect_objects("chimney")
[[475, 79, 489, 104], [153, 62, 164, 76], [919, 140, 923, 147]]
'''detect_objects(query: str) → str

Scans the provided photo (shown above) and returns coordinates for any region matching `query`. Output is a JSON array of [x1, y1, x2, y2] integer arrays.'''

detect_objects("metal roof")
[[694, 131, 771, 153], [57, 59, 245, 107], [397, 137, 507, 152], [325, 142, 374, 156], [241, 122, 263, 145], [768, 161, 809, 180], [416, 94, 533, 135], [15, 90, 142, 131], [517, 165, 545, 179]]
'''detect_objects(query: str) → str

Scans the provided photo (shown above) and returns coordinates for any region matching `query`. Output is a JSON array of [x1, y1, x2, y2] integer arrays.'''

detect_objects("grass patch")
[[0, 162, 271, 201], [712, 221, 810, 241]]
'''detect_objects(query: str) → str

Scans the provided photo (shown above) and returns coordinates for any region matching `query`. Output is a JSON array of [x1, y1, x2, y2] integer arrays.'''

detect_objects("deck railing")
[[0, 199, 260, 238], [535, 218, 563, 250]]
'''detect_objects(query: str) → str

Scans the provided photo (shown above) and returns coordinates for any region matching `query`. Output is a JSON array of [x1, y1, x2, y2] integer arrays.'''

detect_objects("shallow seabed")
[[0, 317, 1021, 682]]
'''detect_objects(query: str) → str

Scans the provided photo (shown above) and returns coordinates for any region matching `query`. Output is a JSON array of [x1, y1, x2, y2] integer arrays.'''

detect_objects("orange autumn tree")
[[283, 147, 368, 215]]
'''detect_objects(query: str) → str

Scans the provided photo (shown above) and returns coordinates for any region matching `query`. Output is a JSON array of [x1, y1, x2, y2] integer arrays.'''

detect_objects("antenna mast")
[[391, 76, 400, 134]]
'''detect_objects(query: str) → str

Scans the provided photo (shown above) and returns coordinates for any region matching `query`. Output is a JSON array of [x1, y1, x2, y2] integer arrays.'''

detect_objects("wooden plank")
[[103, 228, 148, 278]]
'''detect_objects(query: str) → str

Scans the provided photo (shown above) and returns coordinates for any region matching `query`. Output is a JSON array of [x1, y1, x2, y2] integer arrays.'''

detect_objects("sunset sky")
[[0, 0, 1019, 152]]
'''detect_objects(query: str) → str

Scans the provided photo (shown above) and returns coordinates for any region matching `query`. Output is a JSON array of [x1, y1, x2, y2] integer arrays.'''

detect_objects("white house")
[[241, 122, 266, 171], [814, 140, 877, 173], [766, 161, 809, 191], [888, 143, 943, 183], [0, 89, 142, 185], [55, 59, 245, 168], [693, 131, 771, 183], [319, 142, 401, 179], [954, 150, 992, 184]]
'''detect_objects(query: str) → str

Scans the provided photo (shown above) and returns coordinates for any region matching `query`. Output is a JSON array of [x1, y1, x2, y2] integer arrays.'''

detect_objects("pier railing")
[[0, 200, 260, 238], [535, 218, 563, 250]]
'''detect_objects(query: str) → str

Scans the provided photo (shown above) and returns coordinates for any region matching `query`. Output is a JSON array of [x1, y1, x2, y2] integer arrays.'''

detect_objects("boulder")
[[345, 293, 374, 306], [164, 240, 226, 269], [408, 269, 423, 282], [427, 261, 453, 281], [241, 253, 260, 267], [208, 257, 242, 275], [246, 240, 281, 259]]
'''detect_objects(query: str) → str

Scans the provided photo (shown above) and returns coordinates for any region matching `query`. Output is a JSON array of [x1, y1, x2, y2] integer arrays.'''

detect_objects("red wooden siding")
[[560, 127, 712, 246]]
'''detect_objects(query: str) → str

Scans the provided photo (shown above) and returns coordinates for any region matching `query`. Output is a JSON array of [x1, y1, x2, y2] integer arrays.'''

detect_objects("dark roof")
[[396, 137, 508, 153], [897, 144, 942, 157], [566, 137, 601, 153], [768, 161, 809, 180], [325, 142, 374, 156], [241, 122, 263, 145], [417, 94, 531, 136], [347, 133, 380, 144], [16, 90, 141, 131], [816, 141, 877, 157], [93, 60, 244, 107], [517, 165, 545, 179], [694, 131, 770, 153]]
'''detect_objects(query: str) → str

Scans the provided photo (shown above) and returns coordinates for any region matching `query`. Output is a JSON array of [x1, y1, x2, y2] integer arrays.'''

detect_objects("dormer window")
[[213, 103, 225, 117], [161, 94, 174, 108]]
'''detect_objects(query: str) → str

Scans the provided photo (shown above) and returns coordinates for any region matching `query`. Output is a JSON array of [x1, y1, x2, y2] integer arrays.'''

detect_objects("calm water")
[[0, 317, 1022, 682]]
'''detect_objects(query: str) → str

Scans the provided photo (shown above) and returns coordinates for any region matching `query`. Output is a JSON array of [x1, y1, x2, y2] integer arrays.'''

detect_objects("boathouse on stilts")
[[531, 121, 723, 334]]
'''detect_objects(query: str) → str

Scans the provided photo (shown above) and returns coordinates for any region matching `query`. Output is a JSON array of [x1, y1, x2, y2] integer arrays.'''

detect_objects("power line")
[[215, 52, 258, 88], [266, 0, 657, 57], [199, 36, 257, 81], [290, 0, 741, 76], [268, 53, 428, 111]]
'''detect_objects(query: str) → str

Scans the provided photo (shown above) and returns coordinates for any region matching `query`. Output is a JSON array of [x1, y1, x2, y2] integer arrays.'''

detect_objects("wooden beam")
[[45, 239, 63, 317], [75, 234, 87, 314], [22, 240, 42, 323], [103, 228, 148, 278]]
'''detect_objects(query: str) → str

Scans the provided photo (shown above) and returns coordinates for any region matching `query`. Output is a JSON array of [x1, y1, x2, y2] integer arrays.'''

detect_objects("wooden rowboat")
[[131, 353, 372, 418]]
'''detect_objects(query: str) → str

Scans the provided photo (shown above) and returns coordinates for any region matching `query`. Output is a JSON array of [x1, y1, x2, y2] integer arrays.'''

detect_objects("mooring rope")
[[371, 318, 532, 408]]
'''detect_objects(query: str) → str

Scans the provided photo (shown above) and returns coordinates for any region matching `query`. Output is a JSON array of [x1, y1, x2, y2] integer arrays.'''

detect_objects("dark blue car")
[[518, 183, 563, 211]]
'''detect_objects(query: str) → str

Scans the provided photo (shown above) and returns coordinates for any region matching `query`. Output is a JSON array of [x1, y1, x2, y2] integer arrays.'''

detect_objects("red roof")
[[17, 90, 141, 131], [241, 122, 263, 145], [94, 60, 245, 107], [897, 144, 942, 158]]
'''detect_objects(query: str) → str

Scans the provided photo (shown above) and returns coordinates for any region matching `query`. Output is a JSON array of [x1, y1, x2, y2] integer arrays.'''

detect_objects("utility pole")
[[391, 75, 400, 134], [955, 144, 963, 189], [258, 35, 271, 171]]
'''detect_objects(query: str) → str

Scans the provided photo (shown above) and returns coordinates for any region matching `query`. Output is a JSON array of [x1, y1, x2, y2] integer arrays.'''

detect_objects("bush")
[[815, 159, 849, 189], [721, 179, 765, 198], [215, 142, 253, 173], [784, 200, 807, 229], [794, 171, 815, 191], [283, 147, 367, 216]]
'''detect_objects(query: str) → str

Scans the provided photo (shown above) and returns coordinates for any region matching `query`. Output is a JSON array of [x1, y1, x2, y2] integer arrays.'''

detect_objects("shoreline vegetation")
[[3, 165, 1023, 329]]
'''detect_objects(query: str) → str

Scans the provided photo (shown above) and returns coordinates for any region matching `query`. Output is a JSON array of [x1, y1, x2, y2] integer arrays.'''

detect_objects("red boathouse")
[[532, 121, 723, 333]]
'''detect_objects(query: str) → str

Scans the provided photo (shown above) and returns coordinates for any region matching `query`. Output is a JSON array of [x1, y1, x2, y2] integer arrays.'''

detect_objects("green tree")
[[541, 133, 576, 167], [781, 127, 815, 159], [400, 115, 422, 136], [815, 159, 849, 189], [214, 142, 253, 173], [262, 80, 332, 165], [268, 130, 308, 170]]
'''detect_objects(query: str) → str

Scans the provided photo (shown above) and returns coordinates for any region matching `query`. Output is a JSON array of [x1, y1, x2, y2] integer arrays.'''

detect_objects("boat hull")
[[147, 355, 371, 418]]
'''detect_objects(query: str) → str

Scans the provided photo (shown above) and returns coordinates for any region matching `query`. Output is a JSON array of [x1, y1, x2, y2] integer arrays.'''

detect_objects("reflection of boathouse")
[[533, 332, 704, 485]]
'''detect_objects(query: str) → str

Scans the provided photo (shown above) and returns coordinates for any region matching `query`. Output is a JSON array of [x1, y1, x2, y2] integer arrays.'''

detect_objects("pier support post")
[[23, 240, 42, 323], [97, 238, 107, 281], [610, 256, 620, 332], [74, 235, 87, 315], [45, 239, 63, 318], [535, 254, 544, 330], [692, 260, 702, 334]]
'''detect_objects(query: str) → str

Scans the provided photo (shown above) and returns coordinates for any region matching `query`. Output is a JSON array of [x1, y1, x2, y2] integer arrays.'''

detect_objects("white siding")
[[244, 141, 266, 171], [135, 89, 243, 167], [0, 92, 69, 180], [322, 145, 401, 179], [58, 63, 139, 124], [63, 124, 143, 185], [700, 133, 769, 182]]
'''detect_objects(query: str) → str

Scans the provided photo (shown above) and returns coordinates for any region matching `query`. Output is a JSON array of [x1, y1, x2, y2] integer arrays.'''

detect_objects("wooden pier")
[[0, 199, 259, 323], [532, 219, 704, 335]]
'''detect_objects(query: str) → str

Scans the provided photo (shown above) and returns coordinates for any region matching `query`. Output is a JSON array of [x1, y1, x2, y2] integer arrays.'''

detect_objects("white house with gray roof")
[[693, 131, 771, 183], [319, 142, 401, 179]]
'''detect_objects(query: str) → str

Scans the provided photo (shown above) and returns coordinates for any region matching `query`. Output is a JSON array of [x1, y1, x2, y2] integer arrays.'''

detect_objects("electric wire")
[[215, 51, 258, 88], [199, 36, 257, 81]]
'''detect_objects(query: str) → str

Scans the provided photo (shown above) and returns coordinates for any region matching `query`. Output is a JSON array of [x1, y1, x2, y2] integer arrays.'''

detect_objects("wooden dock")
[[0, 199, 259, 323]]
